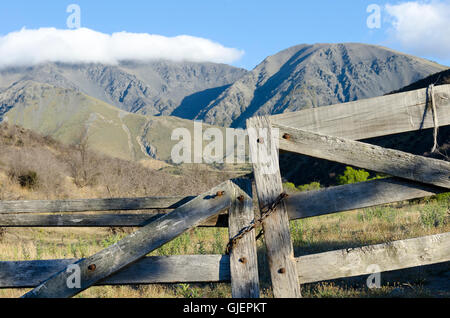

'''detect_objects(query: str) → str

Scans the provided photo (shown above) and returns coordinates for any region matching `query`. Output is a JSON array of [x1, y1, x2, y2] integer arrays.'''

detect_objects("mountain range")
[[194, 43, 446, 127], [0, 80, 235, 164], [0, 42, 447, 164], [0, 61, 247, 117]]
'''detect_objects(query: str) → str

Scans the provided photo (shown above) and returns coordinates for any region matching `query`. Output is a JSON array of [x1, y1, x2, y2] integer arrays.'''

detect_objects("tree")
[[336, 166, 370, 185]]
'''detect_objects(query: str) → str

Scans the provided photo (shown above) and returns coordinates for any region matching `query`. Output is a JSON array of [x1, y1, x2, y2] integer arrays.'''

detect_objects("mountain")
[[390, 68, 450, 94], [1, 43, 448, 170], [1, 44, 445, 129], [192, 43, 447, 127], [0, 81, 235, 164], [0, 61, 247, 117]]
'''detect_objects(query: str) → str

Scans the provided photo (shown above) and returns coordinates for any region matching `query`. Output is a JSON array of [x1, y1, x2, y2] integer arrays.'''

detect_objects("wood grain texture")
[[1, 179, 445, 228], [286, 178, 446, 221], [0, 255, 230, 288], [247, 116, 301, 298], [0, 212, 228, 228], [274, 123, 450, 189], [297, 232, 450, 284], [21, 181, 232, 298], [228, 179, 259, 298], [271, 84, 450, 140], [0, 196, 194, 214]]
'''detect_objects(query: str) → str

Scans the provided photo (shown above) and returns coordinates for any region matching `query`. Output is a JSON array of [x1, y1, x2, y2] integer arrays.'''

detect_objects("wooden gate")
[[1, 84, 449, 298]]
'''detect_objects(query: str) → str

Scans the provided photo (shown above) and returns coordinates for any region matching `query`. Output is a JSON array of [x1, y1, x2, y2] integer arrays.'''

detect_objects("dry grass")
[[0, 123, 234, 200], [0, 198, 448, 298]]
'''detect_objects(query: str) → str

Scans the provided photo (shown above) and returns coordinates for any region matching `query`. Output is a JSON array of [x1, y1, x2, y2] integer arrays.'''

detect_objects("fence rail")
[[0, 178, 445, 228], [271, 84, 450, 140], [2, 232, 448, 289]]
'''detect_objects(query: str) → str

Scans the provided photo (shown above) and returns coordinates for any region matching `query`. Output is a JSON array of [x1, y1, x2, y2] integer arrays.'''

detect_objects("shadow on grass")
[[255, 240, 450, 298]]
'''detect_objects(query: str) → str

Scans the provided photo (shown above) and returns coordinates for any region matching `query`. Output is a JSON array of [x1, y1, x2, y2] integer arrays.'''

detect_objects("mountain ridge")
[[0, 80, 242, 164], [0, 61, 248, 117], [192, 43, 447, 127]]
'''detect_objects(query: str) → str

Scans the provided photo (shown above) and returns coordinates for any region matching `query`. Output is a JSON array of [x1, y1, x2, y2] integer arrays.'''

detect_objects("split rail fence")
[[0, 84, 449, 298]]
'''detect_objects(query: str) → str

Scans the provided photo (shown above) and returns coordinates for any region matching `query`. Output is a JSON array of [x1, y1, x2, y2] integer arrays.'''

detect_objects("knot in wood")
[[88, 264, 96, 272], [282, 133, 291, 140], [215, 191, 225, 198]]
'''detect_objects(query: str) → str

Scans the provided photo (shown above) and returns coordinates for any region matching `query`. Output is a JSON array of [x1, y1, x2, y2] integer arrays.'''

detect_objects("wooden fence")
[[0, 84, 449, 298]]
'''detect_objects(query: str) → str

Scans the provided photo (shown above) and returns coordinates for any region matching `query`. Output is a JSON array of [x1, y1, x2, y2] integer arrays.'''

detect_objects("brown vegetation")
[[0, 123, 233, 201]]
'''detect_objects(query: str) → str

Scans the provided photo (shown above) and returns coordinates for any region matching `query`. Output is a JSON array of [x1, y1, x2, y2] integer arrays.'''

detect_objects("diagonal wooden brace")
[[22, 181, 233, 298]]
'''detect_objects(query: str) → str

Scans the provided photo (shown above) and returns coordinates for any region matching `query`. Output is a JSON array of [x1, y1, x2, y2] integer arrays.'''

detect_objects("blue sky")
[[0, 0, 448, 69]]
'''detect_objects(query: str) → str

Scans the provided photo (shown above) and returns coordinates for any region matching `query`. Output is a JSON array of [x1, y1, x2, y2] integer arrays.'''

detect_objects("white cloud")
[[385, 1, 450, 60], [0, 27, 244, 68]]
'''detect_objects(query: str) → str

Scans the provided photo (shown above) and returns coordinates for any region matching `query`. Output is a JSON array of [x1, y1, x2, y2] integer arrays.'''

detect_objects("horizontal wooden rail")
[[0, 255, 230, 288], [2, 233, 448, 288], [286, 178, 446, 220], [275, 123, 450, 189], [271, 84, 450, 141], [0, 178, 445, 227], [0, 196, 195, 214], [0, 212, 228, 228], [296, 232, 450, 284]]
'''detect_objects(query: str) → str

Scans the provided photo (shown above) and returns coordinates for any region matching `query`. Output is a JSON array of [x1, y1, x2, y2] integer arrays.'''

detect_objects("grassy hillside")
[[1, 81, 246, 167], [0, 123, 235, 201]]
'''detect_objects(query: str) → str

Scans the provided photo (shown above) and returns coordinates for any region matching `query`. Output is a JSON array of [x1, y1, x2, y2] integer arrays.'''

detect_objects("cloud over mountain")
[[385, 0, 450, 60], [0, 27, 244, 68]]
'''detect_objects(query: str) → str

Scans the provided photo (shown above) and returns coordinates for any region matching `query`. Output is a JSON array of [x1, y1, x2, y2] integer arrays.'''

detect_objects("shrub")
[[336, 167, 370, 185], [433, 192, 450, 205], [4, 146, 67, 198], [297, 182, 321, 192], [66, 139, 101, 188], [283, 182, 298, 193], [18, 171, 39, 189], [420, 204, 448, 228]]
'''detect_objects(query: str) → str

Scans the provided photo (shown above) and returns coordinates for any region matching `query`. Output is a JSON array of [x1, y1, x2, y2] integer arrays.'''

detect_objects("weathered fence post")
[[247, 116, 301, 298], [228, 179, 260, 298]]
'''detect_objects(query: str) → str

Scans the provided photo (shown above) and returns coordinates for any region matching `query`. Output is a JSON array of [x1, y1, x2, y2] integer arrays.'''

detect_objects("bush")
[[433, 192, 450, 205], [66, 139, 101, 188], [420, 204, 448, 228], [4, 147, 67, 198], [336, 167, 370, 185], [18, 171, 39, 189], [297, 182, 321, 192], [283, 182, 298, 193]]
